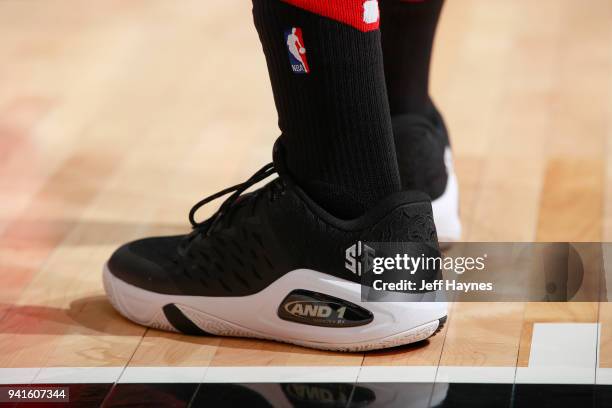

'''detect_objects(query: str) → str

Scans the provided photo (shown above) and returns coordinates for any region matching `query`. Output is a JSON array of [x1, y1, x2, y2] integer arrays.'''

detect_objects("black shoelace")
[[187, 162, 278, 239]]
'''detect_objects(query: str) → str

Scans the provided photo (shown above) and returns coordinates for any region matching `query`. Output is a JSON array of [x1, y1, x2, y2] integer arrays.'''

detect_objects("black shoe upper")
[[426, 100, 450, 147], [393, 113, 449, 200], [108, 139, 439, 297]]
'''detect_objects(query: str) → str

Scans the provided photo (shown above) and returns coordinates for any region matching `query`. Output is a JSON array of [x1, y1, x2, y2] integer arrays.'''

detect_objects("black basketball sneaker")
[[393, 106, 461, 242], [103, 139, 447, 352]]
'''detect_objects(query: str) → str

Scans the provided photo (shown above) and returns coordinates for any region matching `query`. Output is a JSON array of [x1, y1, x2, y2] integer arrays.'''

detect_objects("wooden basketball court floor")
[[1, 0, 612, 406]]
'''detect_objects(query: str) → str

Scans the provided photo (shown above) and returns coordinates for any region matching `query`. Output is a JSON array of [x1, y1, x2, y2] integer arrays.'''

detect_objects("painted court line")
[[203, 366, 361, 383], [596, 369, 612, 385], [0, 365, 576, 384], [357, 366, 437, 383], [435, 366, 516, 384], [32, 367, 124, 384], [516, 322, 599, 384], [0, 368, 40, 385], [119, 366, 208, 383]]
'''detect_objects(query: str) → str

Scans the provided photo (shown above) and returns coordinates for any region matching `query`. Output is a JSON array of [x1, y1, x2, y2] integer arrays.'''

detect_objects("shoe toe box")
[[106, 235, 184, 294]]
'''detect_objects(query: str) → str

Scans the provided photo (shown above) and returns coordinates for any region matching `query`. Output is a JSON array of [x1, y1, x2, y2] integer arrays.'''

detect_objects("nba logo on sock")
[[363, 0, 379, 24], [285, 27, 309, 74]]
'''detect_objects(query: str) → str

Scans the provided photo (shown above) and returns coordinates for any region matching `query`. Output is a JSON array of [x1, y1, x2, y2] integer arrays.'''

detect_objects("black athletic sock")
[[379, 0, 444, 117], [252, 0, 401, 219]]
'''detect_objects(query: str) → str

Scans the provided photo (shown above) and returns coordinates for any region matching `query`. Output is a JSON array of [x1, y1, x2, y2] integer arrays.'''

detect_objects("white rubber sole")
[[431, 147, 462, 242], [103, 265, 447, 352]]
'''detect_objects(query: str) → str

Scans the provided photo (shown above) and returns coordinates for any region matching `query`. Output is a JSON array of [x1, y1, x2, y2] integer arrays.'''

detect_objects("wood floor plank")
[[0, 0, 263, 372], [518, 0, 612, 376], [439, 302, 523, 367], [600, 21, 612, 369], [434, 0, 565, 370], [536, 159, 604, 242], [208, 337, 364, 367]]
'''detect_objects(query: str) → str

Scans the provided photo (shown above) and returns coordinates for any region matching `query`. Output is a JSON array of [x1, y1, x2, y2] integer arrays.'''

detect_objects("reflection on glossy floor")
[[1, 0, 612, 406]]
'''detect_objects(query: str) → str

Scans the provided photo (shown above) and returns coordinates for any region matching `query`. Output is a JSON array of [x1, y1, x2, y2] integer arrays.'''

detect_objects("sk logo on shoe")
[[345, 241, 375, 276], [285, 27, 309, 74]]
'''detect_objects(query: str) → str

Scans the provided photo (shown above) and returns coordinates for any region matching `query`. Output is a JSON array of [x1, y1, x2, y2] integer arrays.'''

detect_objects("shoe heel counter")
[[369, 199, 439, 246]]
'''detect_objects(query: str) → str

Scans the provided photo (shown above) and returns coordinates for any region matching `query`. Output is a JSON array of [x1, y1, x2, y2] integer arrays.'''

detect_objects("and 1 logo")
[[278, 290, 373, 327], [284, 301, 338, 319], [285, 27, 309, 74]]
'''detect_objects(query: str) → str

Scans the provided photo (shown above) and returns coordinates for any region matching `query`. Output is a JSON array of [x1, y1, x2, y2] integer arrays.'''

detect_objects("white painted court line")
[[596, 368, 612, 385], [357, 366, 437, 383], [0, 368, 41, 384], [32, 367, 124, 384], [515, 322, 598, 384], [595, 322, 612, 385], [118, 366, 208, 383], [202, 366, 361, 383], [436, 366, 516, 384], [0, 366, 361, 384]]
